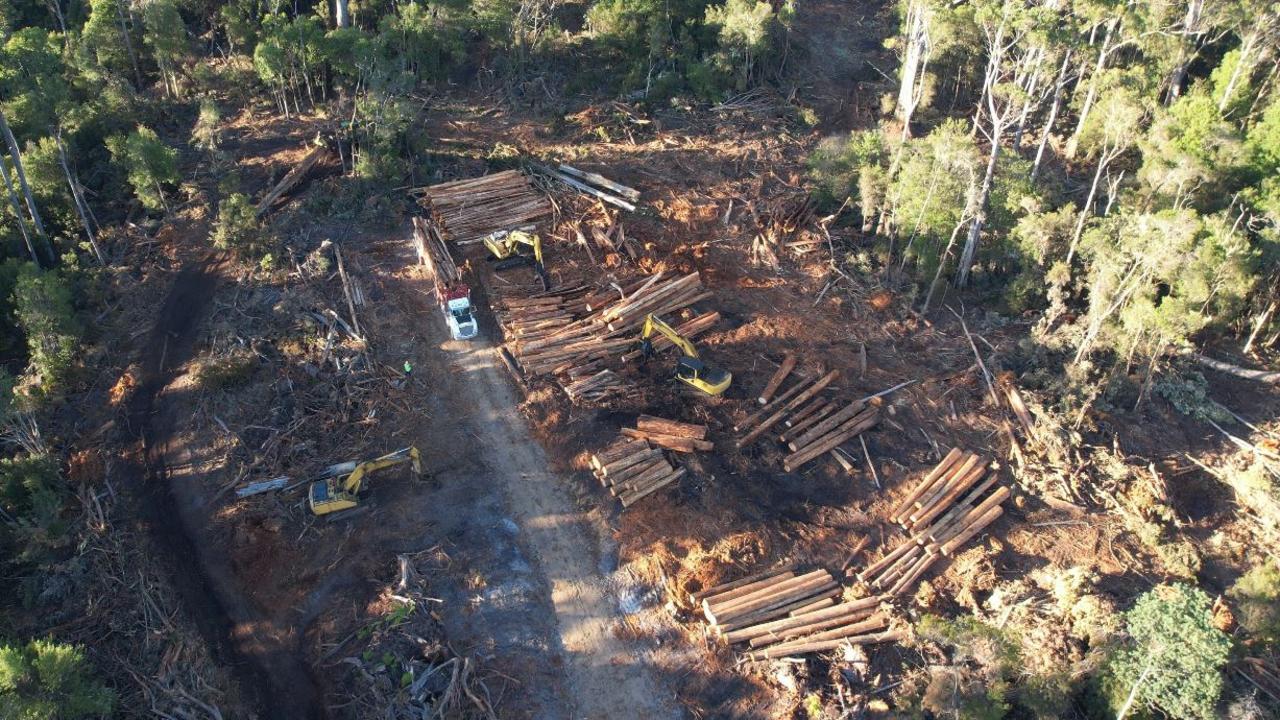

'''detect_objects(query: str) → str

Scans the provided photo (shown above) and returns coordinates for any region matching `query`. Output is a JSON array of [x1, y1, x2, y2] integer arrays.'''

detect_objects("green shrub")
[[1228, 561, 1280, 647], [1106, 584, 1231, 720], [0, 455, 68, 568], [12, 265, 81, 398], [0, 639, 116, 718], [211, 193, 261, 256], [105, 126, 178, 212], [1154, 370, 1233, 423]]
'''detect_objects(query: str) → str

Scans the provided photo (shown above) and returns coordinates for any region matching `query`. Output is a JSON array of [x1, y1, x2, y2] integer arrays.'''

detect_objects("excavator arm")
[[640, 314, 699, 358], [637, 314, 732, 396], [484, 230, 550, 291], [340, 446, 422, 495]]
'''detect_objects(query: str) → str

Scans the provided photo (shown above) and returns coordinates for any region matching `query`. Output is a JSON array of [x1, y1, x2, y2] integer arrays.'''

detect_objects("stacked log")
[[562, 369, 637, 405], [733, 368, 881, 472], [590, 437, 684, 507], [619, 414, 712, 453], [699, 568, 842, 633], [416, 170, 552, 241], [500, 271, 711, 377], [491, 285, 592, 342], [855, 450, 1007, 596], [411, 216, 461, 285]]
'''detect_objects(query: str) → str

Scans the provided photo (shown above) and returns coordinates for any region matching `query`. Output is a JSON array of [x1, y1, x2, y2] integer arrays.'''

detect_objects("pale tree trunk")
[[957, 135, 1001, 287], [1031, 49, 1073, 182], [114, 0, 144, 88], [897, 0, 932, 140], [922, 216, 969, 312], [1166, 0, 1204, 104], [0, 109, 53, 266], [54, 131, 105, 265], [1067, 18, 1117, 158], [1243, 291, 1277, 355], [44, 0, 66, 32], [1066, 144, 1113, 266], [1011, 45, 1046, 148], [1219, 30, 1259, 112], [0, 162, 40, 265], [335, 0, 350, 28]]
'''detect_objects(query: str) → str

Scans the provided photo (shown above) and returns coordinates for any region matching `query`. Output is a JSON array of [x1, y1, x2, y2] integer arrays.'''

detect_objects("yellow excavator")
[[308, 446, 422, 516], [484, 229, 550, 291], [638, 313, 733, 396]]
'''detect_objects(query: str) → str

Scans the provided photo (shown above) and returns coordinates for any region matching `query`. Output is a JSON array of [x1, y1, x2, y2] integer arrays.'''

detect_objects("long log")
[[857, 538, 916, 584], [716, 586, 844, 633], [620, 467, 686, 507], [558, 164, 641, 201], [590, 438, 649, 468], [610, 460, 674, 495], [889, 551, 937, 596], [901, 453, 982, 523], [917, 475, 1001, 540], [694, 568, 797, 605], [758, 352, 797, 405], [749, 613, 887, 650], [745, 605, 878, 648], [704, 570, 831, 622], [712, 579, 840, 627], [723, 595, 883, 644], [736, 370, 840, 447], [941, 506, 1004, 555], [779, 403, 839, 444], [908, 457, 989, 527], [931, 486, 1010, 548], [782, 409, 878, 472], [785, 401, 867, 452], [619, 427, 713, 452], [781, 396, 829, 429], [889, 447, 964, 521], [599, 457, 668, 487], [636, 415, 707, 440], [748, 629, 905, 660], [733, 374, 819, 431], [597, 447, 664, 477]]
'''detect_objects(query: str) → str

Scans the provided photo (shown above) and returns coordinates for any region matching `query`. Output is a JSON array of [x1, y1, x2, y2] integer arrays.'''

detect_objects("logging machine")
[[637, 313, 733, 396], [308, 446, 422, 516], [484, 229, 551, 291]]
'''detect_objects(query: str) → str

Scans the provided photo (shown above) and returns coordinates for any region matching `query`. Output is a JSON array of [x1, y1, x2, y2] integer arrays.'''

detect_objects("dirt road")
[[389, 245, 682, 720]]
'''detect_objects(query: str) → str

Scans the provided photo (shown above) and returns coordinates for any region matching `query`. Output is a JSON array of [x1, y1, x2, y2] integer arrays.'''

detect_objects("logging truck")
[[438, 283, 478, 340]]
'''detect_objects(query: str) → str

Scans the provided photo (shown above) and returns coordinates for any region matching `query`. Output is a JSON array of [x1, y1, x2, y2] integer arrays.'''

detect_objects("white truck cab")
[[440, 284, 478, 340]]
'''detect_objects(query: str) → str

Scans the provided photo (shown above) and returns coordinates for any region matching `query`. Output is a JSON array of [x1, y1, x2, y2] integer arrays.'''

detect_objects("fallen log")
[[620, 427, 713, 452], [635, 415, 707, 440], [758, 352, 797, 404], [749, 628, 904, 661], [620, 467, 685, 507], [256, 144, 329, 217], [724, 595, 883, 644], [782, 408, 879, 472], [889, 448, 964, 521], [737, 370, 840, 448], [692, 567, 797, 605], [750, 613, 888, 651]]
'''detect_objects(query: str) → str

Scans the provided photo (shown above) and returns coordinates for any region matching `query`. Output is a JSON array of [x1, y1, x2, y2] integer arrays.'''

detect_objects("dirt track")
[[387, 242, 682, 719]]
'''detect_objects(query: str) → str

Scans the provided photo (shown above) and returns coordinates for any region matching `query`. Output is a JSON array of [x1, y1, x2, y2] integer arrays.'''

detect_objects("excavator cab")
[[484, 229, 550, 291], [308, 446, 422, 515], [638, 314, 732, 396]]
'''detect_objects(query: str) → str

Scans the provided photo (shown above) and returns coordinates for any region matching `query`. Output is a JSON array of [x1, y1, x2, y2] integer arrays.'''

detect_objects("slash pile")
[[590, 437, 685, 508], [415, 170, 552, 241], [856, 449, 1007, 596], [693, 568, 905, 659], [734, 368, 881, 472], [562, 369, 637, 404]]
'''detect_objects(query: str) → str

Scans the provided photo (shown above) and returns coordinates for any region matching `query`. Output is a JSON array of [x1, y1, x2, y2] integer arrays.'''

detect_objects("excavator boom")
[[484, 230, 549, 290], [638, 313, 732, 396], [309, 446, 422, 515]]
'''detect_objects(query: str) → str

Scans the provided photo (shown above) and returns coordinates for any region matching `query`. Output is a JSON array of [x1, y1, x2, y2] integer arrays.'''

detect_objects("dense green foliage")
[[1106, 584, 1232, 720], [0, 639, 116, 718]]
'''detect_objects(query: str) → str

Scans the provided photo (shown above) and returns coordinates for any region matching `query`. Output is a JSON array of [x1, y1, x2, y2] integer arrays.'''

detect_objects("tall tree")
[[0, 109, 51, 267]]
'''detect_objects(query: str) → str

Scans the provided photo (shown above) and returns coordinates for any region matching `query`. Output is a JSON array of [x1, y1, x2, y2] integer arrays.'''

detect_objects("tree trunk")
[[54, 131, 105, 265], [897, 0, 931, 140], [922, 216, 968, 312], [1165, 0, 1203, 104], [0, 161, 40, 265], [1067, 19, 1117, 158], [1066, 146, 1110, 266], [335, 0, 351, 27], [1219, 31, 1257, 112], [1243, 296, 1278, 355], [1031, 50, 1072, 182], [114, 0, 144, 88], [957, 133, 1001, 287], [1011, 46, 1045, 148], [0, 109, 53, 266]]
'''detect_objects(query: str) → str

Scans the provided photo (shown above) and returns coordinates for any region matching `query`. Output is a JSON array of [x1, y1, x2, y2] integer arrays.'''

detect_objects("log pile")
[[621, 415, 711, 453], [410, 217, 461, 285], [734, 368, 881, 472], [750, 194, 817, 266], [499, 271, 712, 377], [692, 567, 904, 658], [562, 369, 638, 405], [856, 449, 1007, 596], [415, 170, 552, 241], [589, 437, 685, 508]]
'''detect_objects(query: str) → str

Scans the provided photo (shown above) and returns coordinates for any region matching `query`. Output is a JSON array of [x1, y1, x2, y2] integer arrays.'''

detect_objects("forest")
[[0, 0, 1278, 717]]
